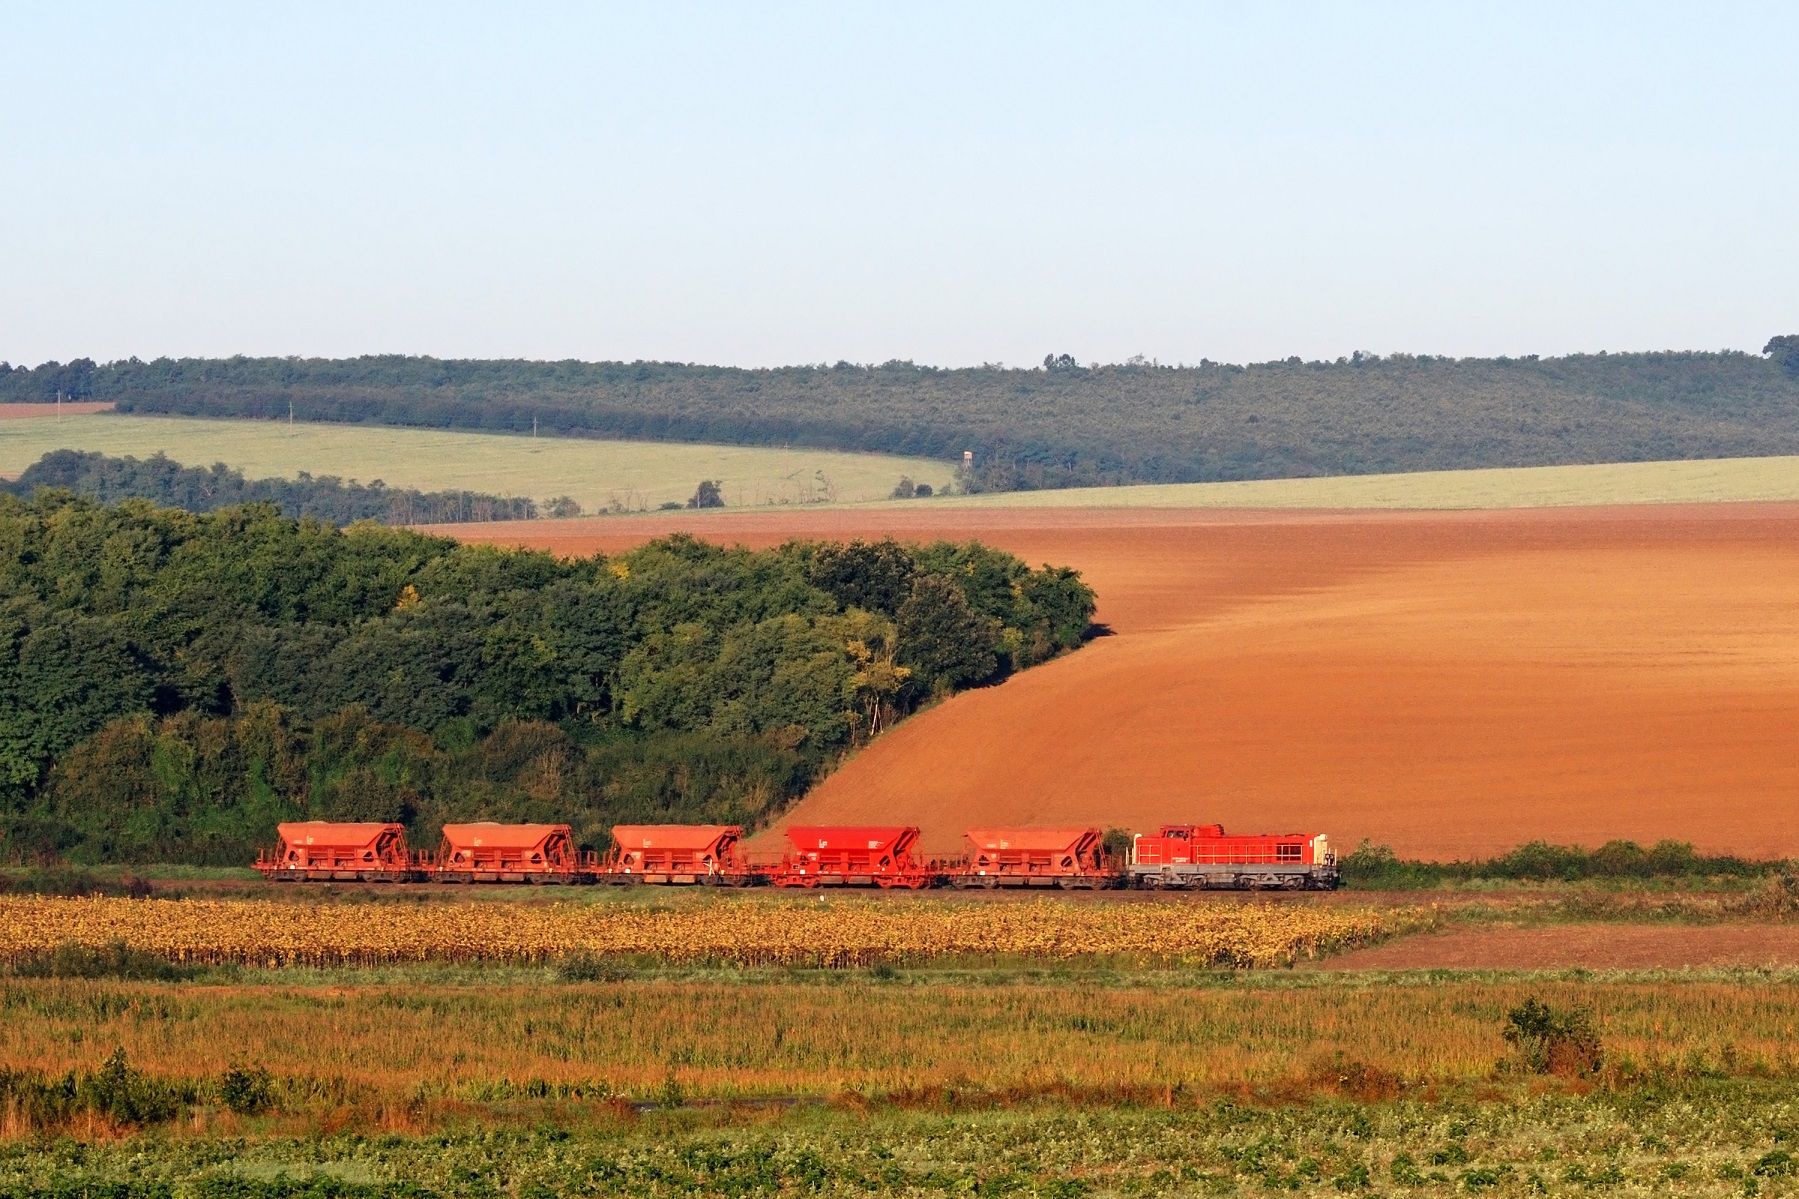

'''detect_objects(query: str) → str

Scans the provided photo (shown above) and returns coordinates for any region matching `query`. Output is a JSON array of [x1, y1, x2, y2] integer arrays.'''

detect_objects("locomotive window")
[[1277, 843, 1302, 862]]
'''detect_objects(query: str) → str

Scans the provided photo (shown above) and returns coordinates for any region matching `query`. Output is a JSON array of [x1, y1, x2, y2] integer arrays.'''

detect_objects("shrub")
[[1338, 841, 1437, 889], [1101, 828, 1135, 864], [557, 954, 634, 982], [76, 1048, 184, 1126], [219, 1064, 275, 1115], [1502, 998, 1603, 1077]]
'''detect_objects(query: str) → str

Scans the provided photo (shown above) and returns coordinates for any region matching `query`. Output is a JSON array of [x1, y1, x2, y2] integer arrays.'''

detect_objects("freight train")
[[256, 820, 1340, 890]]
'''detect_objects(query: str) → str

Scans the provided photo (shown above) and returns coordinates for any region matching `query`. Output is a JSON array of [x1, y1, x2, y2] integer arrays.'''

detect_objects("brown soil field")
[[431, 503, 1799, 860], [1318, 922, 1799, 971], [0, 400, 114, 419]]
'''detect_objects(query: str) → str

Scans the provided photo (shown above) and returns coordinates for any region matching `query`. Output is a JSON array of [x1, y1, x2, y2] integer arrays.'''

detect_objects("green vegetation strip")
[[3, 1088, 1799, 1195], [0, 414, 955, 510], [4, 449, 542, 525]]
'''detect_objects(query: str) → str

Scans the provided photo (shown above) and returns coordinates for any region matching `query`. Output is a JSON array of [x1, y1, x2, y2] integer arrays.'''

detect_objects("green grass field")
[[0, 413, 956, 511], [919, 454, 1799, 510]]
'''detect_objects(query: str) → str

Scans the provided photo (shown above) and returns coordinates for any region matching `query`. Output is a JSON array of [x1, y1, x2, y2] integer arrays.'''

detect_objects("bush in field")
[[77, 1049, 185, 1126], [218, 1064, 275, 1115], [0, 1049, 192, 1131], [686, 479, 724, 509], [1502, 998, 1602, 1077]]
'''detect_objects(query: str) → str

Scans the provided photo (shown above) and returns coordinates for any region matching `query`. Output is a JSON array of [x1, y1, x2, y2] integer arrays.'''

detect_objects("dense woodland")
[[4, 450, 541, 524], [4, 344, 1799, 489], [0, 495, 1094, 864]]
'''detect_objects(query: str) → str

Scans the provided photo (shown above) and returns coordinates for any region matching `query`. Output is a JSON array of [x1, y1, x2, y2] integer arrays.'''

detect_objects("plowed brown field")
[[431, 503, 1799, 860]]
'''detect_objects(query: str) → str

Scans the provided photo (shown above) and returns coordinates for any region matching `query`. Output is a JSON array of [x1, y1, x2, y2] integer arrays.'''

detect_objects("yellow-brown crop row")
[[0, 895, 1426, 969]]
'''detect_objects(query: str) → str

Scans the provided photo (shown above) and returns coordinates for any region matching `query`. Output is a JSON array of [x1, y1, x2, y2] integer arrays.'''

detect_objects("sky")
[[2, 1, 1795, 368]]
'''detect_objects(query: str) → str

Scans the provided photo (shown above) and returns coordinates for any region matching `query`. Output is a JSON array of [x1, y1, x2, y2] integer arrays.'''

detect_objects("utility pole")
[[288, 399, 294, 427], [56, 389, 63, 420], [532, 414, 538, 439]]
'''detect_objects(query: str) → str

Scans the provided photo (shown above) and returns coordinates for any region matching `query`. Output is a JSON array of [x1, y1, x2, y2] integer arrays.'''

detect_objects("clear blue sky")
[[3, 1, 1794, 368]]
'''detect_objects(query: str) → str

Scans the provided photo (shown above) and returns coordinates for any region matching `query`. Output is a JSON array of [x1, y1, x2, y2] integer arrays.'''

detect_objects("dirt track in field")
[[430, 503, 1799, 860], [1316, 922, 1799, 970], [0, 401, 114, 419]]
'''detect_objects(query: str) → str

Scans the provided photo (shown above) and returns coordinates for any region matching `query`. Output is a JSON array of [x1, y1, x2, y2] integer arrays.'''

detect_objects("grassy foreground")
[[4, 971, 1799, 1195], [0, 414, 955, 510], [7, 1090, 1799, 1197], [5, 973, 1799, 1106], [6, 886, 1799, 1195]]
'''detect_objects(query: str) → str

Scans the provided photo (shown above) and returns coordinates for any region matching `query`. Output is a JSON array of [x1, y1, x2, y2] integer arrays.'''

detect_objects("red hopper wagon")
[[607, 824, 749, 884], [771, 825, 932, 888], [433, 822, 587, 883], [1128, 824, 1339, 890], [950, 826, 1111, 888], [255, 822, 416, 882]]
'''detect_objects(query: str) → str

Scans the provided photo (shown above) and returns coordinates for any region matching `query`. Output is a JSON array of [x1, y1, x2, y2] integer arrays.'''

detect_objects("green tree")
[[1767, 335, 1799, 379], [896, 576, 999, 695], [807, 539, 918, 616], [0, 494, 1092, 864], [687, 480, 725, 509]]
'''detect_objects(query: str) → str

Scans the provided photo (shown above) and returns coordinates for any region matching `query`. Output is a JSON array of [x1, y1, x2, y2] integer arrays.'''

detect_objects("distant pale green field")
[[2, 412, 1793, 515], [902, 455, 1799, 511], [0, 414, 955, 511]]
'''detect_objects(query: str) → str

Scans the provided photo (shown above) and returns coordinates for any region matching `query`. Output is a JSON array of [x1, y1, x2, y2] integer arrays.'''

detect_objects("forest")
[[0, 494, 1094, 864], [4, 345, 1799, 489], [3, 449, 542, 524]]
